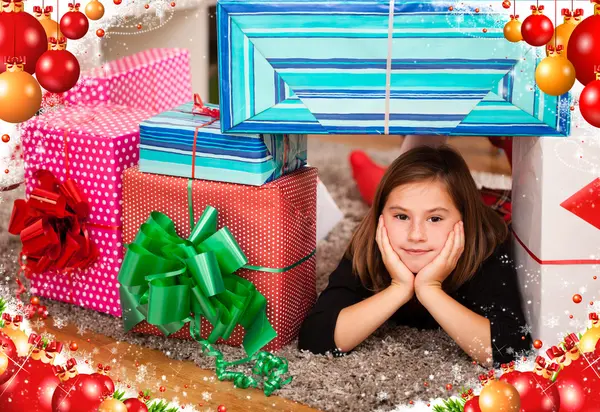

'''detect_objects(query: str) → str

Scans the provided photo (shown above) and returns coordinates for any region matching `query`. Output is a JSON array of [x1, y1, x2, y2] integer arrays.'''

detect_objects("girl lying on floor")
[[298, 145, 531, 367]]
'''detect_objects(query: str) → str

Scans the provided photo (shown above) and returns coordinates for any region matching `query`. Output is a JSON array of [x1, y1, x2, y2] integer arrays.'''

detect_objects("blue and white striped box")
[[217, 0, 571, 136], [139, 101, 307, 186]]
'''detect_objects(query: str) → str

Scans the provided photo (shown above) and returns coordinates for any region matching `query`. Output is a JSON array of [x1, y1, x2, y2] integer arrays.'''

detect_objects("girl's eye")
[[394, 214, 409, 221], [428, 216, 443, 223]]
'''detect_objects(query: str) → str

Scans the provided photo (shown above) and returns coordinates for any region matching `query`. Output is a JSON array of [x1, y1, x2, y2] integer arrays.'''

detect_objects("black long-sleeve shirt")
[[298, 241, 532, 366]]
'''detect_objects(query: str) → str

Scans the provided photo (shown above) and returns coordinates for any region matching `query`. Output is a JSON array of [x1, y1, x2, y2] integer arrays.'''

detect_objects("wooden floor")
[[38, 135, 510, 412]]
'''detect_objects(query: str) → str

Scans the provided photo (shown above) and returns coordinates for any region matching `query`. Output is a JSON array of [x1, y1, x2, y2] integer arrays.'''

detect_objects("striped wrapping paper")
[[217, 0, 571, 136], [139, 101, 307, 185]]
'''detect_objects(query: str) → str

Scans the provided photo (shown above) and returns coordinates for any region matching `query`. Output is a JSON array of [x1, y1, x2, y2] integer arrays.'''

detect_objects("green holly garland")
[[0, 296, 6, 328], [147, 399, 180, 412], [112, 390, 127, 402], [432, 396, 466, 412]]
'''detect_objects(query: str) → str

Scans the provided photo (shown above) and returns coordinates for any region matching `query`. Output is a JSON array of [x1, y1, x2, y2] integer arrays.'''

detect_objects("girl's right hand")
[[376, 215, 415, 295]]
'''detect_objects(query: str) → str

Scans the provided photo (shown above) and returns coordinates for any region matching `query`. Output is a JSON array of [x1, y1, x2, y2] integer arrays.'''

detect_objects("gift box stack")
[[13, 42, 318, 353], [121, 97, 316, 352]]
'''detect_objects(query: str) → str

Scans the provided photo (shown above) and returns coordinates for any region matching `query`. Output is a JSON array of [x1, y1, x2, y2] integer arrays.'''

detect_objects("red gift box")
[[122, 166, 317, 351]]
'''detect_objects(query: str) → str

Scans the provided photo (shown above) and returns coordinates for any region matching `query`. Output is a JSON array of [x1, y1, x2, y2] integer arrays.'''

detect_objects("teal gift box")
[[217, 0, 571, 136], [139, 99, 307, 186]]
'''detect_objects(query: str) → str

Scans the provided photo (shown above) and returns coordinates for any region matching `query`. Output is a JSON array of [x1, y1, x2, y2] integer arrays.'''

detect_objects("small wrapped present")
[[63, 48, 192, 114], [16, 103, 153, 317], [121, 166, 317, 351], [217, 0, 570, 136], [139, 95, 307, 185], [512, 85, 600, 346]]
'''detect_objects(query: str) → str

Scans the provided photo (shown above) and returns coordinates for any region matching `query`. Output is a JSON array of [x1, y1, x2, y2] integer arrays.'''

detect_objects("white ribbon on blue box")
[[217, 0, 571, 136], [139, 101, 307, 186]]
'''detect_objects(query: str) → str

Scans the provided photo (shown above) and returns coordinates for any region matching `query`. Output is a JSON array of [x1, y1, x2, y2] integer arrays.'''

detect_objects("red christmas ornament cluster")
[[503, 1, 600, 127], [0, 310, 185, 411], [0, 0, 87, 123], [451, 311, 600, 412]]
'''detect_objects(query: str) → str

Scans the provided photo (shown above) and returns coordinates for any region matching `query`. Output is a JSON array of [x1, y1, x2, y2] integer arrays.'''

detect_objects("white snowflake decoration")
[[53, 317, 67, 329], [519, 324, 533, 335], [543, 315, 561, 329]]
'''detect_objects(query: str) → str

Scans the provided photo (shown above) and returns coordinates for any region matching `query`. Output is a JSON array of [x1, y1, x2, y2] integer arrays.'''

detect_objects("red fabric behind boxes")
[[122, 166, 317, 351]]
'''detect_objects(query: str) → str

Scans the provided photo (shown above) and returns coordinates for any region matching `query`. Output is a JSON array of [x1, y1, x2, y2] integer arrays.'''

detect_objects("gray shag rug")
[[0, 139, 512, 412]]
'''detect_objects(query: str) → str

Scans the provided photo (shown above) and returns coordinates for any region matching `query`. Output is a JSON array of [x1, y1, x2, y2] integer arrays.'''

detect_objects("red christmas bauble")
[[60, 10, 89, 40], [556, 374, 587, 412], [580, 79, 600, 128], [0, 12, 47, 74], [0, 331, 17, 385], [90, 372, 115, 395], [35, 49, 80, 93], [508, 371, 559, 412], [123, 398, 149, 412], [499, 370, 522, 386], [521, 14, 554, 47], [0, 357, 60, 412], [464, 397, 482, 412], [52, 374, 111, 412], [567, 15, 600, 86]]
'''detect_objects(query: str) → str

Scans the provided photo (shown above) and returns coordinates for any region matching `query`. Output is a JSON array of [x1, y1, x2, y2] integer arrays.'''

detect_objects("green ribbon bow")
[[119, 206, 293, 395]]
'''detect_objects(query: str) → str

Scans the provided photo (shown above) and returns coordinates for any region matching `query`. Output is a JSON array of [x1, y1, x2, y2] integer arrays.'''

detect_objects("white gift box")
[[512, 101, 600, 345], [316, 177, 344, 242]]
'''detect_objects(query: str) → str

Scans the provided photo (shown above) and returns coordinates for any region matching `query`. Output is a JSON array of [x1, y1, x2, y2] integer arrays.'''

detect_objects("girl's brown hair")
[[345, 145, 508, 293]]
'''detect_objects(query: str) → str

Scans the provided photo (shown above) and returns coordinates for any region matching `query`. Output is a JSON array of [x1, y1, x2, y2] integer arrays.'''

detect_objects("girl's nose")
[[407, 222, 427, 242]]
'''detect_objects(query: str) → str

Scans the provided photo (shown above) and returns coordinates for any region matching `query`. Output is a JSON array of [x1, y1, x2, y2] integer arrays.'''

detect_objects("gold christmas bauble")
[[0, 352, 8, 375], [85, 0, 105, 20], [98, 398, 128, 412], [535, 55, 576, 96], [546, 23, 578, 59], [579, 327, 600, 353], [504, 19, 523, 43], [0, 327, 30, 356], [39, 18, 65, 46], [479, 380, 521, 412]]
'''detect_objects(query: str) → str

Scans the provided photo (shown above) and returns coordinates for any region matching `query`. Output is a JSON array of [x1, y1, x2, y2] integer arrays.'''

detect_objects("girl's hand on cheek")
[[414, 221, 464, 294], [376, 216, 415, 295]]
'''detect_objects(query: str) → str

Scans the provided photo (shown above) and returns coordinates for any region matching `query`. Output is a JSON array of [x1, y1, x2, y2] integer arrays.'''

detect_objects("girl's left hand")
[[414, 221, 464, 292]]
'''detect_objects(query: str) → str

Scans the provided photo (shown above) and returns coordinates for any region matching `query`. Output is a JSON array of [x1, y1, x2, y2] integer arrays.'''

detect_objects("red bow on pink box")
[[8, 170, 99, 276]]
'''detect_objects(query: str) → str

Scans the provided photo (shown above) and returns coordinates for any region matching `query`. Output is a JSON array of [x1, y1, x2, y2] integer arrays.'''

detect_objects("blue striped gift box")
[[217, 0, 571, 136], [139, 101, 307, 186]]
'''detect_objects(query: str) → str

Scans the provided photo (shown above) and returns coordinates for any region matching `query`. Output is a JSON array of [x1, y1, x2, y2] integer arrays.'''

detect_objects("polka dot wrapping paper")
[[21, 103, 154, 317], [62, 48, 192, 115], [122, 166, 318, 351]]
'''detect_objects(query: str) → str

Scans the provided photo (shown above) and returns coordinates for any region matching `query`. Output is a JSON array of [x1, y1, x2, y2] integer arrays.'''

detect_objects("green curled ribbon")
[[118, 205, 294, 395]]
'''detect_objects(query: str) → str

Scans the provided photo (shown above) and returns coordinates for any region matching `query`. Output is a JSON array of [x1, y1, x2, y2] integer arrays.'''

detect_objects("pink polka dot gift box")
[[20, 103, 154, 317], [121, 166, 317, 351], [62, 48, 192, 115]]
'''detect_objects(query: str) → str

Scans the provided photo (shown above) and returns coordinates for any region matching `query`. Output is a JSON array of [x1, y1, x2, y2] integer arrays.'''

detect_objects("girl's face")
[[382, 179, 462, 274]]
